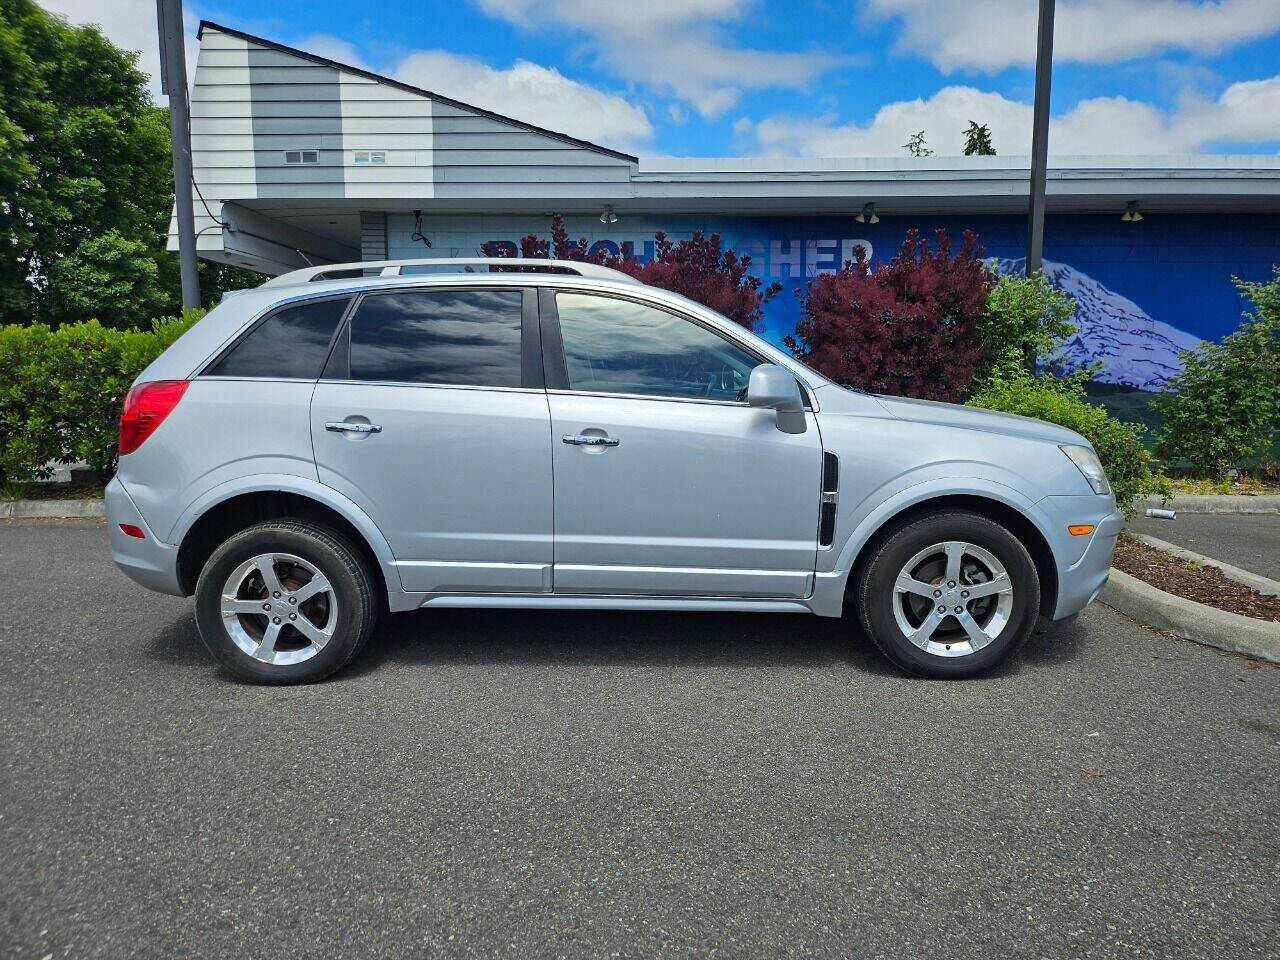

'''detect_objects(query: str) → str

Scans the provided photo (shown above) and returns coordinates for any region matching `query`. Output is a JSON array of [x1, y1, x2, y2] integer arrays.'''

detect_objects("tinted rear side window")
[[207, 297, 349, 379], [349, 289, 523, 387]]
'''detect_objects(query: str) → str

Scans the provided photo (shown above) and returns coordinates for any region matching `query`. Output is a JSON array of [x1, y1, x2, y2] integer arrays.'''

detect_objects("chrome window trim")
[[195, 376, 321, 384], [316, 378, 546, 396], [545, 388, 752, 409]]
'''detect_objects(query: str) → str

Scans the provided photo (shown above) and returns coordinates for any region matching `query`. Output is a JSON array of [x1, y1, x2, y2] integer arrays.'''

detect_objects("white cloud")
[[38, 0, 199, 101], [472, 0, 844, 118], [867, 0, 1280, 72], [1179, 75, 1280, 143], [742, 77, 1280, 156], [294, 33, 368, 71], [395, 51, 653, 152], [751, 87, 1036, 157]]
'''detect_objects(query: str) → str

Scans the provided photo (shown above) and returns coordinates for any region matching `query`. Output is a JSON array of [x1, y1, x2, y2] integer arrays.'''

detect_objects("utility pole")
[[157, 0, 201, 309], [1024, 0, 1055, 372], [1025, 0, 1055, 278]]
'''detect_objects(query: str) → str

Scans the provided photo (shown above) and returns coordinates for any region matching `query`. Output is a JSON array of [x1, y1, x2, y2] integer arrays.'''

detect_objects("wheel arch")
[[841, 491, 1059, 618], [173, 479, 398, 602]]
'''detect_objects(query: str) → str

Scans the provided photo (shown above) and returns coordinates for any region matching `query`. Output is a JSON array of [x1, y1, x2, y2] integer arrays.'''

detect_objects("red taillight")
[[119, 380, 189, 456], [118, 523, 145, 539]]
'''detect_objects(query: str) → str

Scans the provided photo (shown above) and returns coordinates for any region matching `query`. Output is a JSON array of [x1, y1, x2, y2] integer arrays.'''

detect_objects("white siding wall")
[[340, 74, 434, 199], [173, 25, 637, 263], [183, 30, 255, 254]]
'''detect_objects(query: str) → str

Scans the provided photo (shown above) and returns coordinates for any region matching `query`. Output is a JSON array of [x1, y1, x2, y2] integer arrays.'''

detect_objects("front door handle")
[[562, 433, 619, 447], [326, 421, 382, 434]]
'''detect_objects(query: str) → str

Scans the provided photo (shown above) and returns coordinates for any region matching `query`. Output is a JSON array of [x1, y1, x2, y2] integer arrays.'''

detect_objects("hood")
[[815, 385, 1090, 447]]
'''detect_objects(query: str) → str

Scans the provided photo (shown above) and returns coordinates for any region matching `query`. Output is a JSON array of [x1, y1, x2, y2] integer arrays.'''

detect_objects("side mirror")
[[747, 364, 807, 434]]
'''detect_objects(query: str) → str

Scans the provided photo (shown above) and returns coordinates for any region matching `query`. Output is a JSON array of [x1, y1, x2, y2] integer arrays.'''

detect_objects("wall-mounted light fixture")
[[599, 205, 618, 224], [855, 202, 879, 224], [1121, 200, 1143, 222]]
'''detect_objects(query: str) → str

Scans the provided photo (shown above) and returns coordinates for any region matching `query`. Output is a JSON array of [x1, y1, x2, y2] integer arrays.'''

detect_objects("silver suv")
[[107, 258, 1122, 684]]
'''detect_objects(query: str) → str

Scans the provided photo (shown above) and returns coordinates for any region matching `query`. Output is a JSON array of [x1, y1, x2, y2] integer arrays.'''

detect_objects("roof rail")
[[261, 257, 640, 287]]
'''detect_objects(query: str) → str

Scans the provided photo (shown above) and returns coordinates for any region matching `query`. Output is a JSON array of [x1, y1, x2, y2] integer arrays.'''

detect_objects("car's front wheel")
[[194, 519, 378, 684], [855, 510, 1040, 678]]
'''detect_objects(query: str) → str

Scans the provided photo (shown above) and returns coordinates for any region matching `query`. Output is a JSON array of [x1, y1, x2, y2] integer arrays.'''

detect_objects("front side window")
[[555, 293, 764, 401], [349, 289, 523, 387], [206, 297, 349, 379]]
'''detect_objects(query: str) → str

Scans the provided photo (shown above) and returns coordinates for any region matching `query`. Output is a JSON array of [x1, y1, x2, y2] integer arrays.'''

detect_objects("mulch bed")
[[1113, 533, 1280, 623]]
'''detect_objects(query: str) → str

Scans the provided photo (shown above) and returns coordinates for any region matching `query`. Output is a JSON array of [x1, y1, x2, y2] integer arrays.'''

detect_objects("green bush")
[[1155, 269, 1280, 479], [968, 367, 1170, 516], [976, 271, 1080, 387], [0, 309, 203, 483]]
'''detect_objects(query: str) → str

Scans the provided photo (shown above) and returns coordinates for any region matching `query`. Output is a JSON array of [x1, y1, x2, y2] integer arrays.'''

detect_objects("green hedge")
[[0, 310, 203, 483], [968, 368, 1171, 516], [1154, 269, 1280, 479]]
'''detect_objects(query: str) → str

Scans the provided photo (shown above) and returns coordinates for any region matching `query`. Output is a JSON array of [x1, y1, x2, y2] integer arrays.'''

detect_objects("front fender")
[[170, 473, 403, 596], [825, 463, 1059, 578], [806, 465, 1064, 618]]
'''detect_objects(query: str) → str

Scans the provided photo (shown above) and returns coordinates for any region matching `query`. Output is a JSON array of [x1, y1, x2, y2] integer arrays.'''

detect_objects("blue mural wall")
[[387, 212, 1280, 392]]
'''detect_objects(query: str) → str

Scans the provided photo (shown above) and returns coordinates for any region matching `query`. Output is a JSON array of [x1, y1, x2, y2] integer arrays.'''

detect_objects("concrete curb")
[[0, 498, 105, 519], [1143, 493, 1280, 514], [1101, 568, 1280, 664], [1130, 533, 1280, 597]]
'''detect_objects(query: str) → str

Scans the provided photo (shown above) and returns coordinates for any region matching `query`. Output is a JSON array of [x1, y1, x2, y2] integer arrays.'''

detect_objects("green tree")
[[976, 271, 1079, 386], [0, 0, 179, 326], [45, 230, 170, 327], [1155, 269, 1280, 478], [962, 121, 996, 156], [902, 130, 933, 157]]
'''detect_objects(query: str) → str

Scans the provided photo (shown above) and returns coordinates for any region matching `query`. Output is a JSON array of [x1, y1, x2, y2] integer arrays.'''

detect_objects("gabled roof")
[[196, 20, 639, 164]]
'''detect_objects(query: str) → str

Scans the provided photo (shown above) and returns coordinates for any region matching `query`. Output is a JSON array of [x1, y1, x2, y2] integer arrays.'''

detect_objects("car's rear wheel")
[[855, 510, 1040, 678], [194, 520, 378, 684]]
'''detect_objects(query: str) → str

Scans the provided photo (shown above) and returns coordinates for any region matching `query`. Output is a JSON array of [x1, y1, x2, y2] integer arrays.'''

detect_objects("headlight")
[[1060, 444, 1111, 496]]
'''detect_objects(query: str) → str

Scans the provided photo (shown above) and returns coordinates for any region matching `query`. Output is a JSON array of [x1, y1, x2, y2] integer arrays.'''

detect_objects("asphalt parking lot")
[[2, 520, 1278, 959], [1126, 511, 1280, 580]]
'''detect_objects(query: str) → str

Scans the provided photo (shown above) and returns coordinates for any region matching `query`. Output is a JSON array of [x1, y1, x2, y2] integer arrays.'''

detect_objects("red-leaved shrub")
[[783, 229, 993, 401]]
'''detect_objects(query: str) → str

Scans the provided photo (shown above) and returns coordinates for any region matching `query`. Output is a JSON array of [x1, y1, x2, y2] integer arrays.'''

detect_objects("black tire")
[[854, 510, 1040, 678], [194, 519, 378, 684]]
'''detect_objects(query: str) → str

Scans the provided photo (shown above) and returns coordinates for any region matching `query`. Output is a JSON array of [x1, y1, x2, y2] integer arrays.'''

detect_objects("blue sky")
[[43, 0, 1280, 158]]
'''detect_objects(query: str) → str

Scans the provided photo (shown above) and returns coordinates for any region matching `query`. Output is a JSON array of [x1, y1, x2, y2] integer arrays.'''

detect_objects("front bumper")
[[1046, 499, 1125, 619], [105, 477, 185, 596]]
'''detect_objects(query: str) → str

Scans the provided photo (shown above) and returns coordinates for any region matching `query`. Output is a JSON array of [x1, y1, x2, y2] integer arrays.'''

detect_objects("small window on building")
[[283, 150, 320, 165], [349, 289, 524, 387], [205, 297, 350, 379], [353, 150, 386, 164]]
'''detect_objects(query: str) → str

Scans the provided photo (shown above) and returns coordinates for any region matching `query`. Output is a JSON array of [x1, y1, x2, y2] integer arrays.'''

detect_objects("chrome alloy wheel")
[[891, 540, 1014, 658], [219, 552, 337, 665]]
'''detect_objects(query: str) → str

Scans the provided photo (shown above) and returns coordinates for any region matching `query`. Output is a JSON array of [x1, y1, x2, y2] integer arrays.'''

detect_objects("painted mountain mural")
[[987, 258, 1203, 391]]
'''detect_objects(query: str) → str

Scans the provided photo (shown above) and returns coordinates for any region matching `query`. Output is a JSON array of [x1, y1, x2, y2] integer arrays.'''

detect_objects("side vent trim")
[[819, 452, 839, 547]]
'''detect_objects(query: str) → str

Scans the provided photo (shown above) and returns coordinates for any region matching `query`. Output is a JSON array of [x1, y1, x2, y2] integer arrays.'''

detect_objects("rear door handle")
[[562, 433, 619, 447], [326, 421, 382, 434]]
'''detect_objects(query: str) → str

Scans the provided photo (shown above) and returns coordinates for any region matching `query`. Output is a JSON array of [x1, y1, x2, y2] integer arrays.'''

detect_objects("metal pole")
[[1023, 0, 1055, 372], [157, 0, 201, 309], [1025, 0, 1055, 278]]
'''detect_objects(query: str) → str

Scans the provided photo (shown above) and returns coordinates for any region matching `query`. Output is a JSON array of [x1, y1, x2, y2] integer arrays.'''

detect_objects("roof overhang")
[[624, 154, 1280, 215], [223, 154, 1280, 220]]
